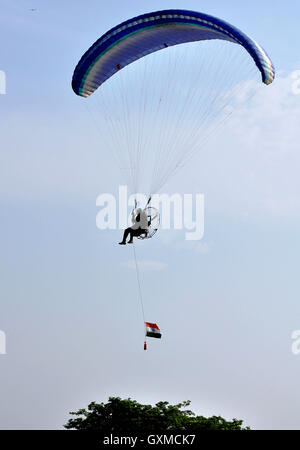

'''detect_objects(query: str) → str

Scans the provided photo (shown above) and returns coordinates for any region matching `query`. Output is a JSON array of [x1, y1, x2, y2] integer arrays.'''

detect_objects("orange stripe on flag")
[[145, 322, 160, 330]]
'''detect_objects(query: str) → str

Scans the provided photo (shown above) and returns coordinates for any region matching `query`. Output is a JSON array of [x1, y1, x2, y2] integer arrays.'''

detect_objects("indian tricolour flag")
[[145, 322, 161, 339]]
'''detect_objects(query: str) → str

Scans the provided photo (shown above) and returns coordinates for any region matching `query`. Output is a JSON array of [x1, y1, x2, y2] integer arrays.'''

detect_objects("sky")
[[1, 0, 300, 430]]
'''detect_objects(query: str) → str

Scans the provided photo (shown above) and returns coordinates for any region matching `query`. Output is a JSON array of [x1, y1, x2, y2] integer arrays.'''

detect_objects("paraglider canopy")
[[72, 9, 275, 98]]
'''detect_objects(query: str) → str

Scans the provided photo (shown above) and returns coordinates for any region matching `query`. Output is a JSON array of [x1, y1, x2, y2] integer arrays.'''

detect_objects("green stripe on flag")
[[146, 331, 161, 339]]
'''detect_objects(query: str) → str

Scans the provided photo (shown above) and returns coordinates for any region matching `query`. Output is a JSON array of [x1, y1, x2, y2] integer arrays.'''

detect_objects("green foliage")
[[64, 397, 249, 431]]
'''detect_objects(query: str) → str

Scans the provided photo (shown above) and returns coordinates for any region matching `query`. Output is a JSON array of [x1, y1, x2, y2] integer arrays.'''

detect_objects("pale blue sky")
[[1, 0, 300, 430]]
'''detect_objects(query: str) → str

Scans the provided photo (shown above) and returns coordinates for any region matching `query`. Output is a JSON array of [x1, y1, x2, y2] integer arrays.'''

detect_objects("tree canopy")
[[64, 397, 249, 432]]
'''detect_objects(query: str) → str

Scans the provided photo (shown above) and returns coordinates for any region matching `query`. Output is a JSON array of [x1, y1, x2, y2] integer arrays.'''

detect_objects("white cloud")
[[174, 240, 212, 254], [192, 71, 300, 219]]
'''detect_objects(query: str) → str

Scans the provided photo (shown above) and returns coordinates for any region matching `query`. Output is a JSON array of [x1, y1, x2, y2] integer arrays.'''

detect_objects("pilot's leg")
[[119, 227, 131, 245]]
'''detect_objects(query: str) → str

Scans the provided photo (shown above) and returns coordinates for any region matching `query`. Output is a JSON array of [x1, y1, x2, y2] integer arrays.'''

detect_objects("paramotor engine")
[[137, 206, 160, 240]]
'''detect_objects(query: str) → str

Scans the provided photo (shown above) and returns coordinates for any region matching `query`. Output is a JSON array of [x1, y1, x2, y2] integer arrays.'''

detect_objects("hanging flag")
[[145, 322, 161, 339]]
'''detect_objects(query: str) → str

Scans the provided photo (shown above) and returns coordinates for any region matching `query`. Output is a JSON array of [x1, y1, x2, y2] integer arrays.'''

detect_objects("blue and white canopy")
[[72, 9, 275, 97]]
